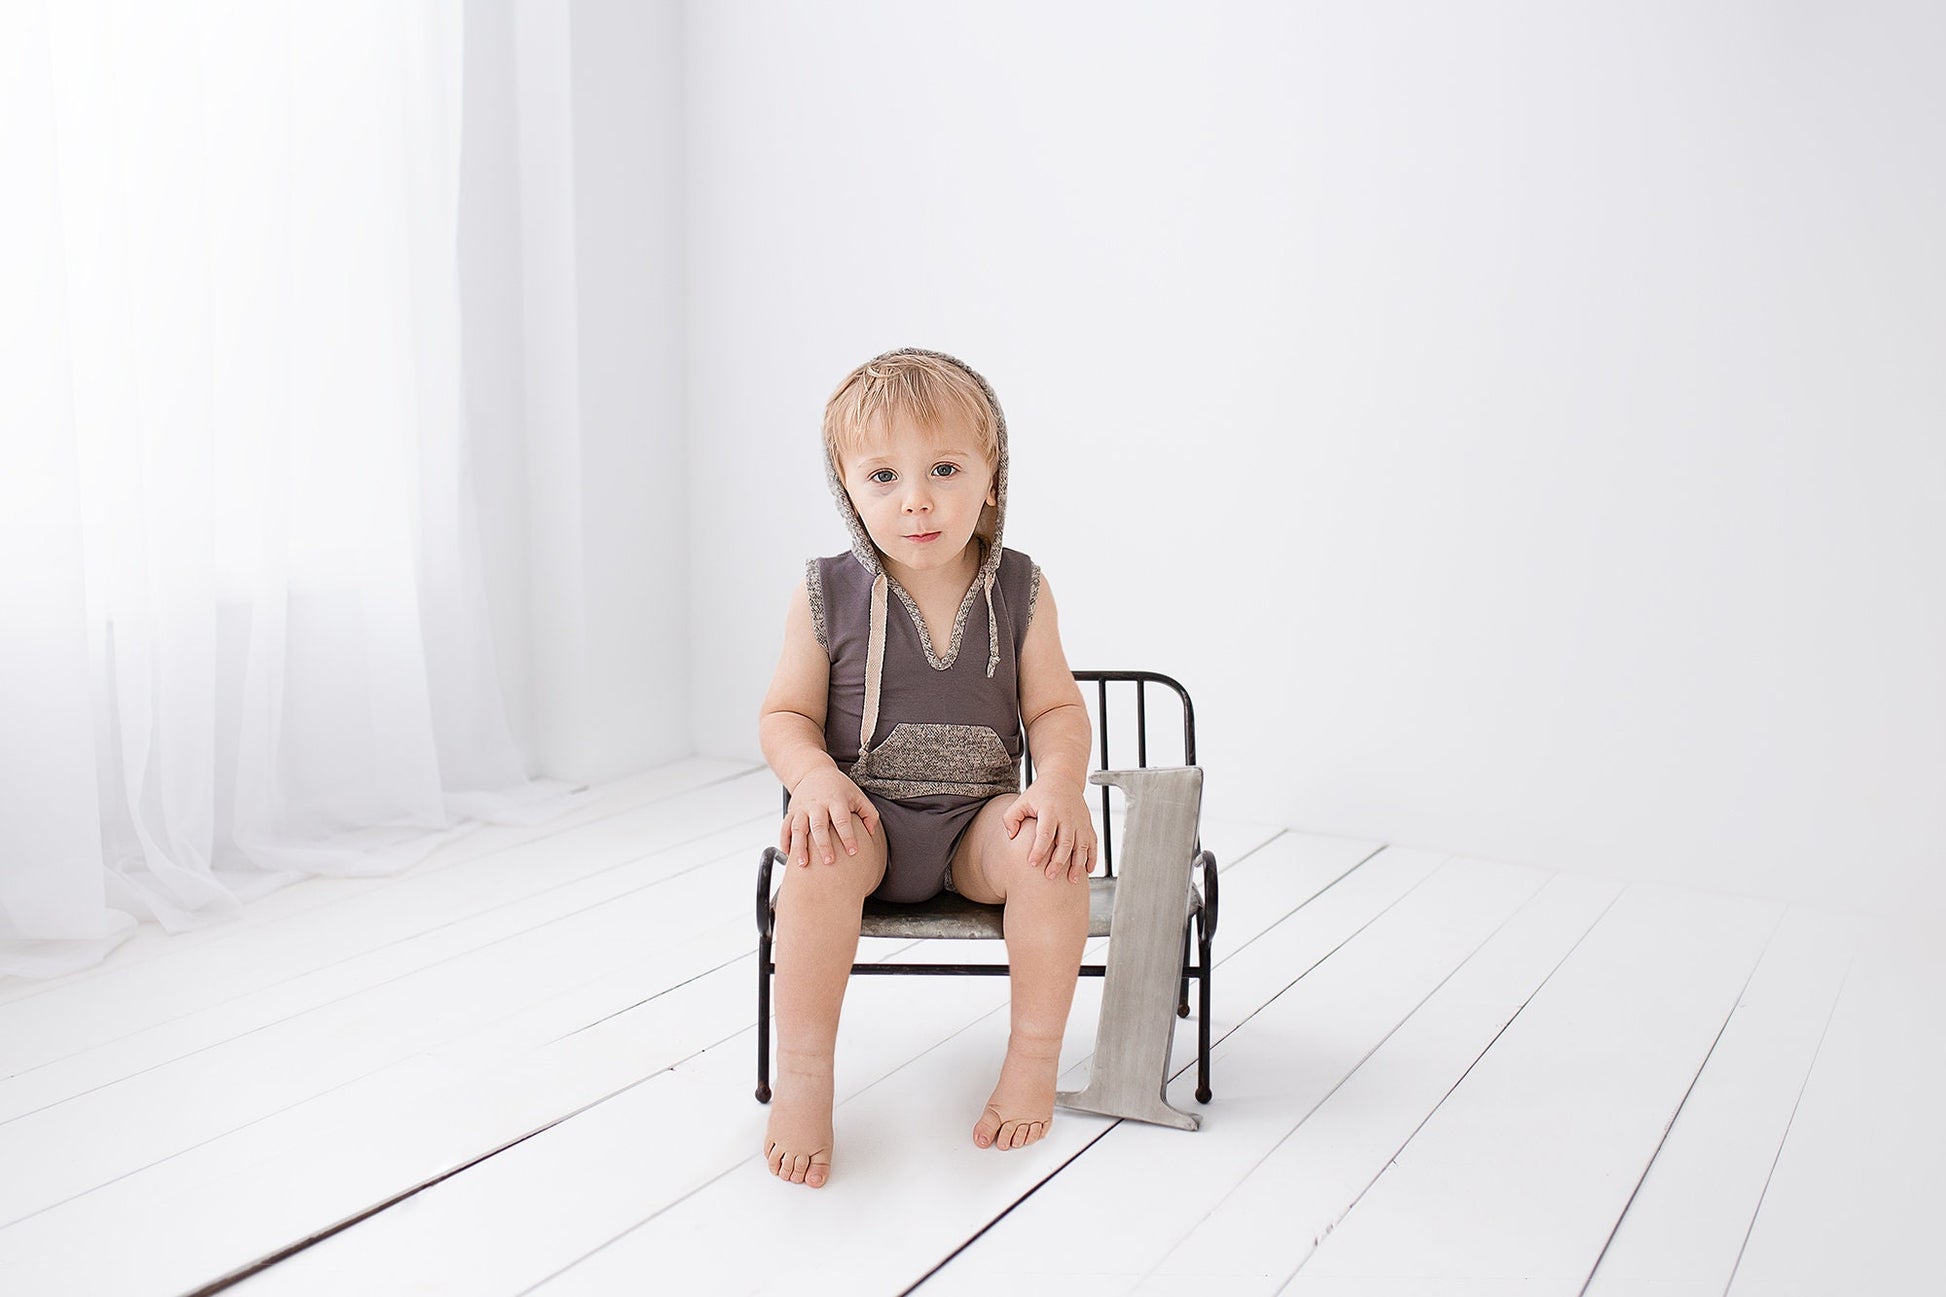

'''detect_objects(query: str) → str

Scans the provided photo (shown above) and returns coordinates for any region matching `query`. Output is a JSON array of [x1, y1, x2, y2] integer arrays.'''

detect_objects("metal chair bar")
[[1096, 676, 1112, 875], [763, 961, 1211, 979]]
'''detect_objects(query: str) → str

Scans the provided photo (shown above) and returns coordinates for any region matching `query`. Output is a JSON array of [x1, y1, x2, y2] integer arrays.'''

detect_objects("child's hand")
[[780, 767, 880, 868], [1003, 780, 1098, 884]]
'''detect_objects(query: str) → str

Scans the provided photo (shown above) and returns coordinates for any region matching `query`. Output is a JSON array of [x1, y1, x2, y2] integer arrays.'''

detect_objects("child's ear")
[[986, 484, 998, 507]]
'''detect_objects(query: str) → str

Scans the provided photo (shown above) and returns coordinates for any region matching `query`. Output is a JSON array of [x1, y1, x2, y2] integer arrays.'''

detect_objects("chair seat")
[[855, 875, 1205, 940]]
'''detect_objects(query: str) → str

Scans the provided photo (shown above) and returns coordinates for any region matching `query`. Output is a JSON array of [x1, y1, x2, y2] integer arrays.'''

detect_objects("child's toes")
[[762, 1082, 834, 1186], [766, 1141, 814, 1184], [973, 1104, 1004, 1149], [974, 1111, 1051, 1151]]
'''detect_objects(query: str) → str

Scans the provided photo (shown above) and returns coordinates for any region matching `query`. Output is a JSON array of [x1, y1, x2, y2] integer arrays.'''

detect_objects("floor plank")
[[0, 760, 757, 1078], [921, 856, 1586, 1294], [1724, 922, 1946, 1296], [1280, 883, 1785, 1296], [0, 773, 777, 1125], [0, 824, 778, 1295], [0, 781, 782, 1229], [1580, 904, 1862, 1296], [0, 759, 741, 1013], [1128, 871, 1625, 1296]]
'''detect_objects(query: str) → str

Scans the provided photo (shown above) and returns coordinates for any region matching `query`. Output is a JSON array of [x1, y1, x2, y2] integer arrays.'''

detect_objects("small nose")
[[901, 482, 932, 513]]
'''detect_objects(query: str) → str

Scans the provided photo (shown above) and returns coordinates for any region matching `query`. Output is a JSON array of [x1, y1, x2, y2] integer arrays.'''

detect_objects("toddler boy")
[[757, 347, 1097, 1188]]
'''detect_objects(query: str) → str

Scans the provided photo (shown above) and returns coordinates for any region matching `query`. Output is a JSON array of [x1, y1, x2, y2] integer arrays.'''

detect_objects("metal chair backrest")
[[1029, 670, 1199, 880]]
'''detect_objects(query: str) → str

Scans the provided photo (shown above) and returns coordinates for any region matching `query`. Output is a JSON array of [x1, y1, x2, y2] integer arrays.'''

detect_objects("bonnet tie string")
[[983, 572, 999, 678], [859, 571, 889, 756]]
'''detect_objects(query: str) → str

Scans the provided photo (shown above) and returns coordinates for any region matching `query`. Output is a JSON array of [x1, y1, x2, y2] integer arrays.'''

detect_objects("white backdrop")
[[470, 2, 1944, 923], [1, 1, 587, 980]]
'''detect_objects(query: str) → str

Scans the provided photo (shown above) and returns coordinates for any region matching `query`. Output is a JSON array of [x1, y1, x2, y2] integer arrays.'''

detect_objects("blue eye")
[[868, 469, 896, 484], [932, 463, 960, 478]]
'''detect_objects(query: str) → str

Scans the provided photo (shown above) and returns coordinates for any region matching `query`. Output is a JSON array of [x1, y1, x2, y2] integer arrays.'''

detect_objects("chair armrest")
[[756, 846, 783, 938], [1196, 849, 1218, 941]]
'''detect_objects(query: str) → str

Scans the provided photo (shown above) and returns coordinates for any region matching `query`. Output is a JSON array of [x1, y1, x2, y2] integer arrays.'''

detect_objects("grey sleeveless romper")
[[808, 545, 1042, 903]]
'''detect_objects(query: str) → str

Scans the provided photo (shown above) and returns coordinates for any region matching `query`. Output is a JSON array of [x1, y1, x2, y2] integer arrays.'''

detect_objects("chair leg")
[[1195, 909, 1213, 1104], [755, 846, 781, 1104], [756, 926, 773, 1103], [1176, 921, 1192, 1019]]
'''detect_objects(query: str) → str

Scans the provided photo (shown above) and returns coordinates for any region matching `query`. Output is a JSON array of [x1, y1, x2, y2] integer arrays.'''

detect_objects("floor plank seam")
[[510, 1150, 754, 1297], [1204, 845, 1434, 1049], [1134, 861, 1563, 1289], [1208, 840, 1386, 968], [194, 1002, 776, 1294], [1574, 903, 1791, 1297], [547, 945, 761, 1045], [1268, 879, 1629, 1294], [900, 1114, 1130, 1295], [178, 1112, 560, 1297], [1720, 946, 1859, 1297]]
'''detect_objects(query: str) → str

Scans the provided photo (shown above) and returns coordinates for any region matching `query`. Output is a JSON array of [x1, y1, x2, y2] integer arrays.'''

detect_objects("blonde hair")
[[822, 351, 1000, 474]]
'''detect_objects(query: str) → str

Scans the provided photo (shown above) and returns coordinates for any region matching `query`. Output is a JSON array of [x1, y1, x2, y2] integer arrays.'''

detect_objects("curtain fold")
[[1, 0, 589, 982]]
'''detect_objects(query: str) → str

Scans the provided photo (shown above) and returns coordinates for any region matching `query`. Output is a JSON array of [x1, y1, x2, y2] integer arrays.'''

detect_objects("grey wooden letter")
[[1055, 765, 1204, 1131]]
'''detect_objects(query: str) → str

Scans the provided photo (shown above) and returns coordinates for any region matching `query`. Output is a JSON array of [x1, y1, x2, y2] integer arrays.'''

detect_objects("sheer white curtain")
[[1, 1, 588, 981]]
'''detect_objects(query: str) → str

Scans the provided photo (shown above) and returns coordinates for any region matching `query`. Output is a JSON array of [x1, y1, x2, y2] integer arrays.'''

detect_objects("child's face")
[[838, 412, 997, 578]]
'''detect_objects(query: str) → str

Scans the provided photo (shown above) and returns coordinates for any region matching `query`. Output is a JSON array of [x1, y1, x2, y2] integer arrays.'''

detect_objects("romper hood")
[[822, 347, 1011, 685]]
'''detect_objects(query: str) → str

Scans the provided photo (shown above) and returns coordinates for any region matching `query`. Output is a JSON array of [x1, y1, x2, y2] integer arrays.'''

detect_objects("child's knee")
[[779, 838, 885, 904], [987, 826, 1069, 889]]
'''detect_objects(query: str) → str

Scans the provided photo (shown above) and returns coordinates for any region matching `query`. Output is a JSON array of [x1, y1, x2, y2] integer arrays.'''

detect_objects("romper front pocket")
[[851, 722, 1020, 799]]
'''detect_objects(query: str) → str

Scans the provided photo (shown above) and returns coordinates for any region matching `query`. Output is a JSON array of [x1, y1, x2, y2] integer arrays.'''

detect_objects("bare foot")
[[973, 1035, 1063, 1150], [764, 1057, 834, 1187]]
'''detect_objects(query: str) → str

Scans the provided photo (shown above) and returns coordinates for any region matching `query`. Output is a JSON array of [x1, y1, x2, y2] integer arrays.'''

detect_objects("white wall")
[[679, 2, 1946, 921], [462, 0, 689, 784]]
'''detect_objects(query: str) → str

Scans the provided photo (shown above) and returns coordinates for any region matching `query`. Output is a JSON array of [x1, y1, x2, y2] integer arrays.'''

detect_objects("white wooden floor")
[[3, 758, 1942, 1296]]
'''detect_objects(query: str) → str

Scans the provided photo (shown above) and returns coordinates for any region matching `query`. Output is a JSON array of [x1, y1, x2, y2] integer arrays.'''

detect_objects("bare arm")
[[758, 578, 880, 866], [1004, 573, 1099, 881], [757, 578, 838, 792]]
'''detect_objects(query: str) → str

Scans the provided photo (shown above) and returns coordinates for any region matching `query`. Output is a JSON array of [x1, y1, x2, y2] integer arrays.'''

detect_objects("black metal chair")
[[754, 670, 1218, 1105]]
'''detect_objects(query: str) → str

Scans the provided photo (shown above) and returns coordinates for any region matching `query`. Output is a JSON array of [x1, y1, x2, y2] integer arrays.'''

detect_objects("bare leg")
[[947, 795, 1091, 1150], [765, 811, 885, 1187]]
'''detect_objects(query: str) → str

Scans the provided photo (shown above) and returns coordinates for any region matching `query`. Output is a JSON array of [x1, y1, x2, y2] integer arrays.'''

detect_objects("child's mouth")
[[906, 531, 941, 543]]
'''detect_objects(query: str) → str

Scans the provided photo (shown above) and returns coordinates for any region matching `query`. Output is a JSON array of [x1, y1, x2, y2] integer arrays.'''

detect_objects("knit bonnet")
[[822, 347, 1012, 760]]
